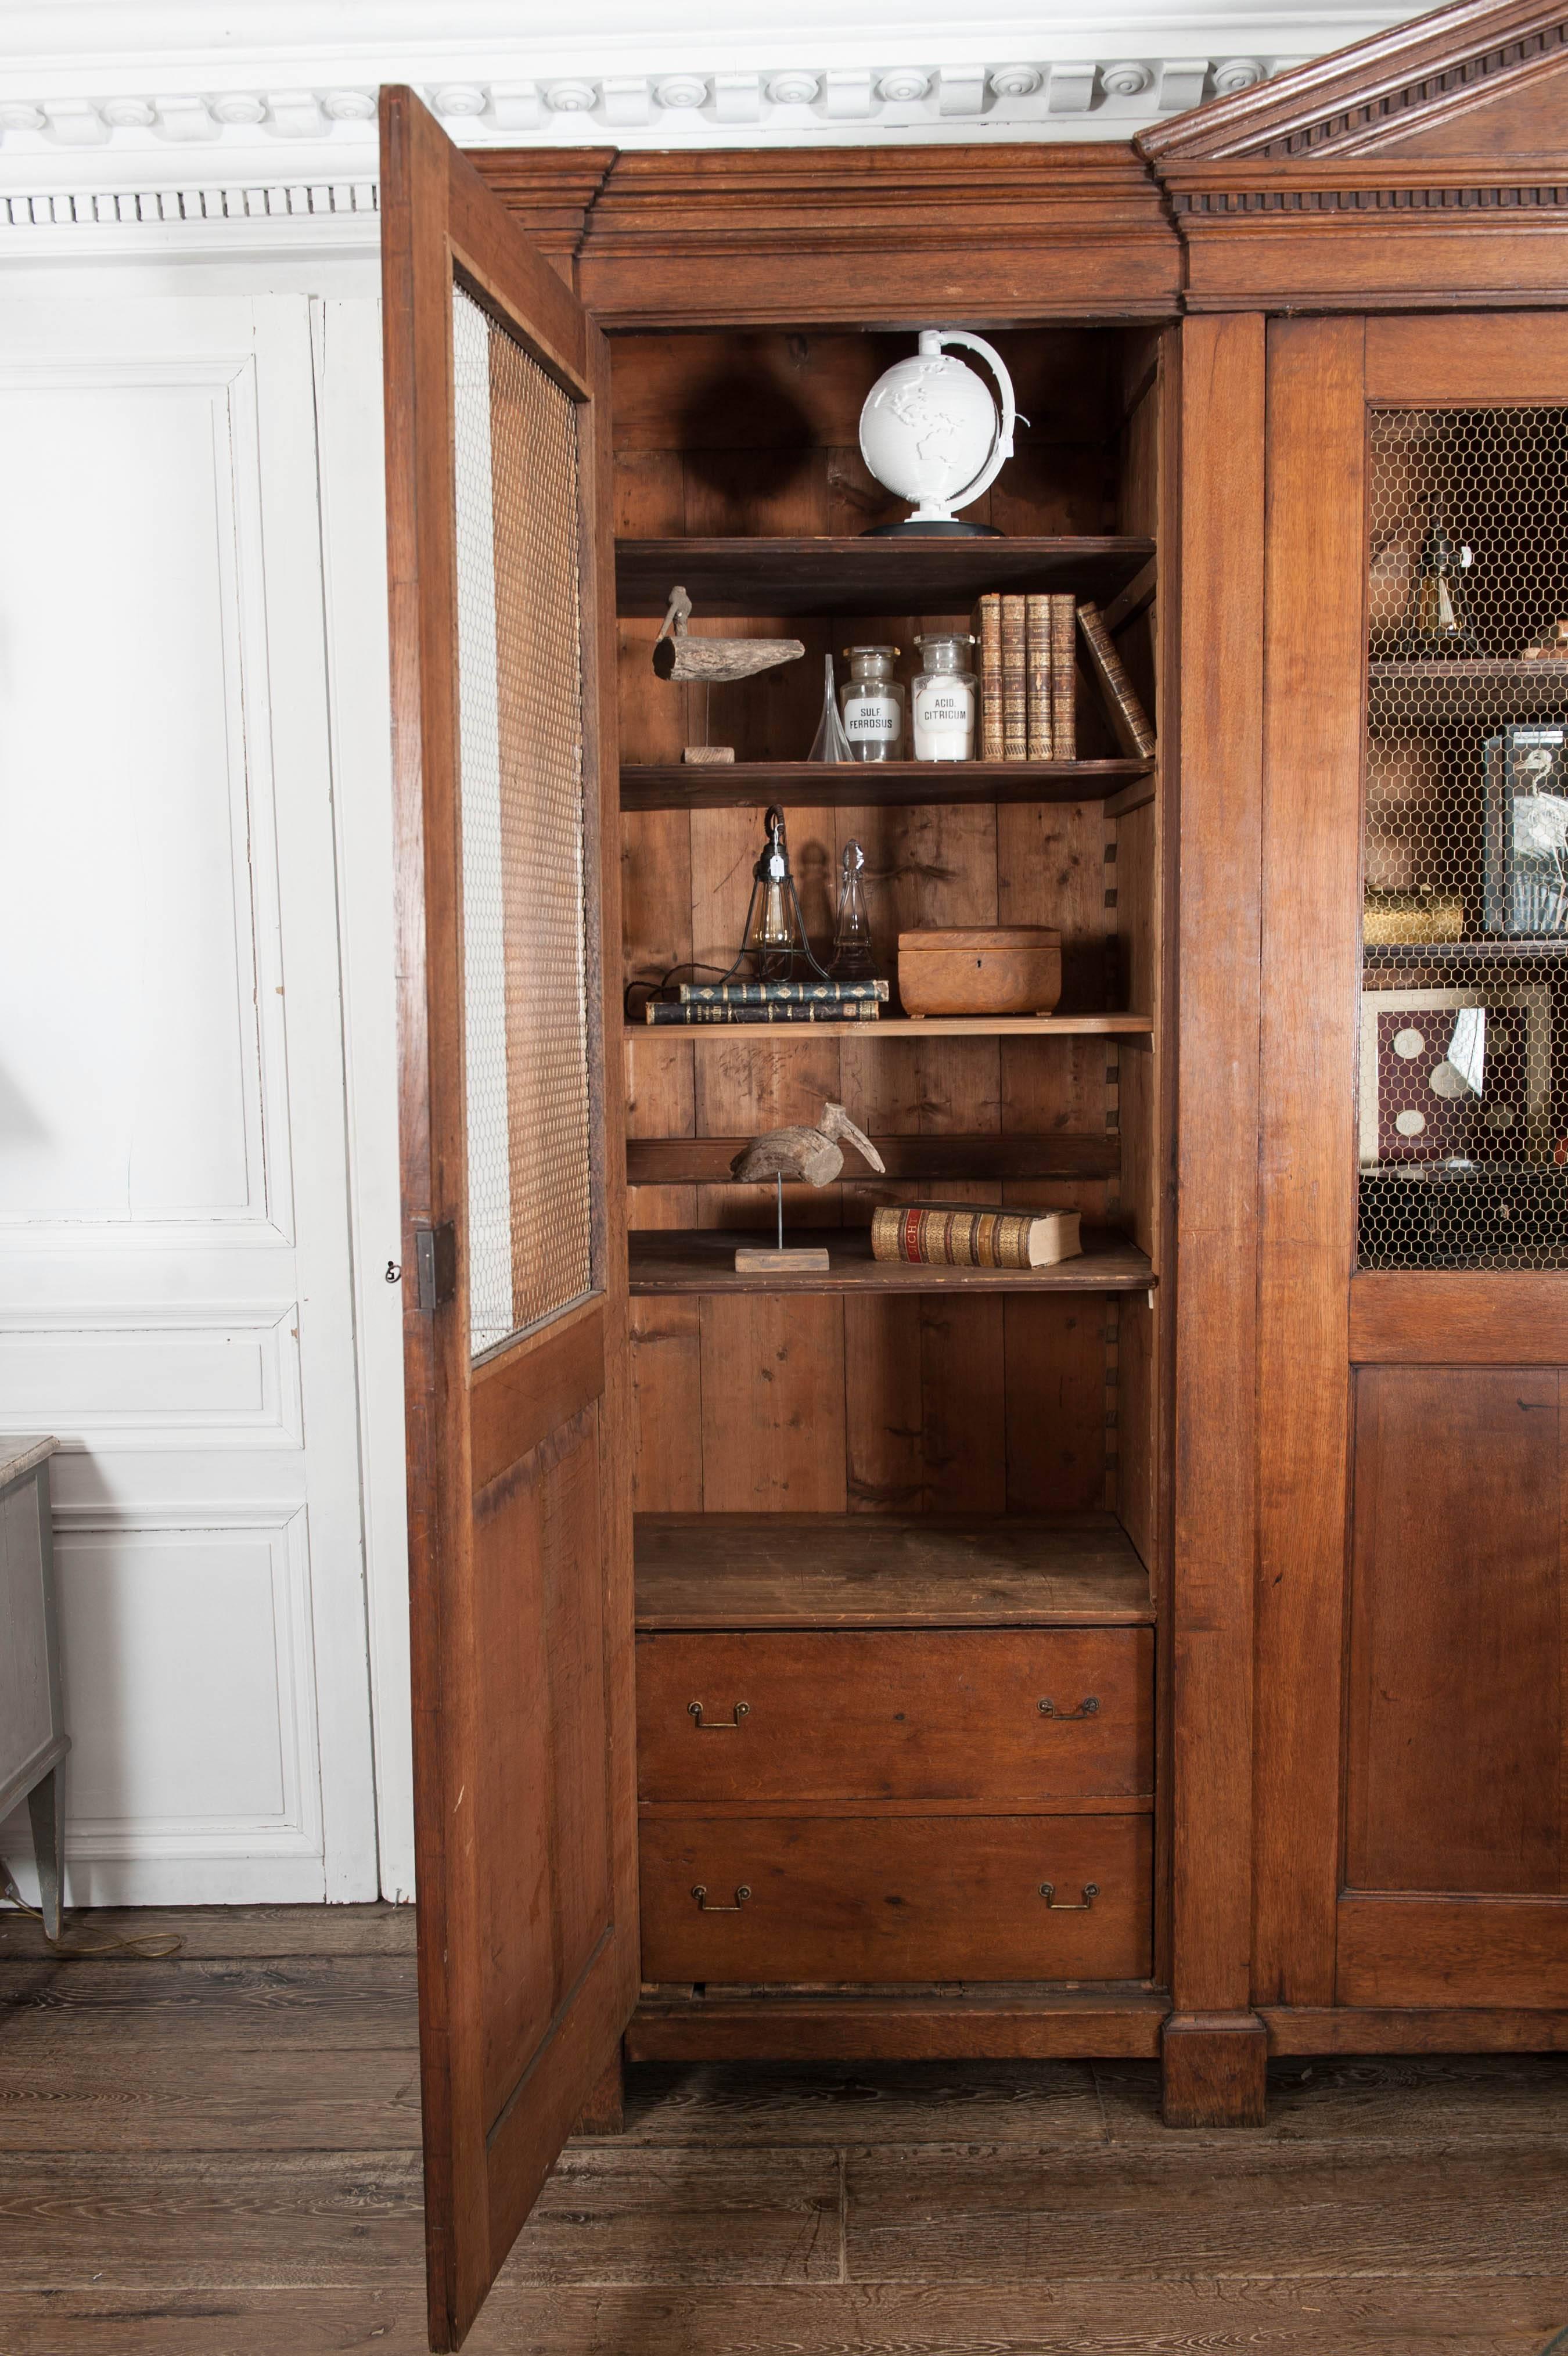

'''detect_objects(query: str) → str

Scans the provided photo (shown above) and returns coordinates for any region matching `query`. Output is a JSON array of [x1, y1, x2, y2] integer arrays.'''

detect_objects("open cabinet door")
[[379, 86, 634, 2353]]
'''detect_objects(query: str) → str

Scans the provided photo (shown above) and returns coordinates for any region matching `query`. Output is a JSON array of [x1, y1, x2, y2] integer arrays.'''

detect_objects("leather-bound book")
[[1001, 595, 1028, 761], [871, 1204, 1083, 1268], [1026, 594, 1052, 760], [975, 594, 1004, 761], [1077, 601, 1155, 758], [1051, 594, 1077, 760]]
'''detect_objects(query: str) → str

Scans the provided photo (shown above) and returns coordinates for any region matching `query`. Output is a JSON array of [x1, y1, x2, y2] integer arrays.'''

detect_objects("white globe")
[[859, 351, 1000, 516]]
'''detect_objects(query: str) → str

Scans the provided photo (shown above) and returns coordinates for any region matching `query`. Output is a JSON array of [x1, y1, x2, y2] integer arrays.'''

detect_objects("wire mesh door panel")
[[1361, 404, 1568, 1269], [452, 283, 595, 1357]]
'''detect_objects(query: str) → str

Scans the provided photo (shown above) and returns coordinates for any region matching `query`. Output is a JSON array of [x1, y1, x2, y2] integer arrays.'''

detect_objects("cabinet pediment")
[[1139, 0, 1568, 309], [1139, 0, 1568, 164]]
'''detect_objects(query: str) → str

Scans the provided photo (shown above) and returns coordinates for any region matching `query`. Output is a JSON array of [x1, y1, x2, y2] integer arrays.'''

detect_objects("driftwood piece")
[[730, 1102, 888, 1188], [653, 584, 805, 683]]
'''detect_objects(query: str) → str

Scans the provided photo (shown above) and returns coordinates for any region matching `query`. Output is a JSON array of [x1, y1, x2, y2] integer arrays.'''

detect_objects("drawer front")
[[641, 1813, 1152, 1985], [637, 1628, 1151, 1804]]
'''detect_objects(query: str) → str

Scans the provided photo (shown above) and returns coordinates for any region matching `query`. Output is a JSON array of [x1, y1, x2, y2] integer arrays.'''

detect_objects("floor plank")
[[621, 2058, 1107, 2144], [1, 2279, 1566, 2356], [0, 2044, 422, 2152], [844, 2136, 1568, 2282], [0, 1905, 417, 1963], [1096, 2053, 1568, 2143], [0, 2150, 426, 2289], [0, 1958, 420, 2051]]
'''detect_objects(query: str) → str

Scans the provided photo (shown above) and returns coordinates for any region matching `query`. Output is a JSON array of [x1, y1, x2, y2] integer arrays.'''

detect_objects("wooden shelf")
[[628, 1013, 1153, 1042], [630, 1226, 1153, 1294], [1369, 658, 1568, 720], [635, 1511, 1152, 1630], [628, 1132, 1120, 1185], [1365, 938, 1568, 965], [616, 536, 1155, 618], [620, 758, 1154, 812]]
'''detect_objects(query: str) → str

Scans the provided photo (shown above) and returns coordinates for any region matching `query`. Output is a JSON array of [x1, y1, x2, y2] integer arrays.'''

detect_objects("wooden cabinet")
[[382, 8, 1568, 2336]]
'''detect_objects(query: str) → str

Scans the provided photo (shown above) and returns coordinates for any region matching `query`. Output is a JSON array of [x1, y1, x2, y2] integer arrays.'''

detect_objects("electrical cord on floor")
[[0, 1859, 183, 1958]]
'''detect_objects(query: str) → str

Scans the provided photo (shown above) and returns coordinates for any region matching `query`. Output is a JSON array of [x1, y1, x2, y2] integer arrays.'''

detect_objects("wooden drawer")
[[640, 1813, 1152, 1984], [636, 1628, 1151, 1804]]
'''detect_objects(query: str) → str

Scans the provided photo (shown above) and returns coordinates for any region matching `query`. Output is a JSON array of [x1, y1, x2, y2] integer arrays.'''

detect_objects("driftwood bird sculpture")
[[731, 1102, 886, 1188]]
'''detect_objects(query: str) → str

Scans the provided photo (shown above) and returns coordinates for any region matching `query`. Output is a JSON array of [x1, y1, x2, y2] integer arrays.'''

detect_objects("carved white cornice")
[[0, 0, 1409, 231], [0, 57, 1299, 172]]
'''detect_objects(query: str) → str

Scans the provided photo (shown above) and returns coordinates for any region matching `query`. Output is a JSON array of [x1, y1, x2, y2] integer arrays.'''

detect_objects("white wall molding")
[[0, 57, 1297, 182], [0, 0, 1416, 199], [1, 182, 378, 226], [0, 1304, 304, 1453]]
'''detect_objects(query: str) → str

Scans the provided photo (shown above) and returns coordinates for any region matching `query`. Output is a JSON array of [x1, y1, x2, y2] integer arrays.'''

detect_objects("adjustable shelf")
[[1364, 938, 1568, 966], [1368, 657, 1568, 721], [627, 1014, 1153, 1044], [616, 535, 1155, 618], [634, 1510, 1155, 1631], [621, 757, 1155, 813], [628, 1132, 1120, 1184], [630, 1226, 1153, 1294]]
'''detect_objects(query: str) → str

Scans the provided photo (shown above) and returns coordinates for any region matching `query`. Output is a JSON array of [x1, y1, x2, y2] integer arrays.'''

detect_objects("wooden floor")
[[3, 1905, 1568, 2354]]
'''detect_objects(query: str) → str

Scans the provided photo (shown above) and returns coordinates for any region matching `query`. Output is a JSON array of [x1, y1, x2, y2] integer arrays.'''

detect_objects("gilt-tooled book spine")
[[646, 999, 881, 1025], [1025, 594, 1052, 762], [678, 980, 889, 1004], [1076, 602, 1155, 758], [1051, 594, 1077, 761], [976, 594, 1004, 762], [869, 1204, 1083, 1268], [1001, 595, 1028, 762]]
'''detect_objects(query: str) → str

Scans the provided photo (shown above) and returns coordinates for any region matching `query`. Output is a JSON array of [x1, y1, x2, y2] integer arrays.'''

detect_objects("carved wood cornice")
[[1164, 159, 1568, 211], [472, 142, 1183, 325]]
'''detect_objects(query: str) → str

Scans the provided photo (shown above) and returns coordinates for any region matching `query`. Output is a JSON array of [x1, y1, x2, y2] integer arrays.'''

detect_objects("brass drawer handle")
[[1040, 1881, 1099, 1910], [689, 1700, 749, 1730], [1038, 1696, 1099, 1721], [692, 1883, 751, 1912]]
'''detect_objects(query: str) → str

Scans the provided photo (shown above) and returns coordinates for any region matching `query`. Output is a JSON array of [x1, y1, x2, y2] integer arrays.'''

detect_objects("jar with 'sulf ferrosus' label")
[[912, 632, 977, 761], [840, 646, 905, 762]]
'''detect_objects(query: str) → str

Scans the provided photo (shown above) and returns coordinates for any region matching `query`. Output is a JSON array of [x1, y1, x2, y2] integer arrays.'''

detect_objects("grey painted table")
[[0, 1437, 67, 1938]]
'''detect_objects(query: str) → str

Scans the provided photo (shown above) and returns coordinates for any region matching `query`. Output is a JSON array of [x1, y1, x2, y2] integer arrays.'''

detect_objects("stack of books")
[[645, 979, 889, 1026], [972, 593, 1155, 764], [870, 1204, 1083, 1268]]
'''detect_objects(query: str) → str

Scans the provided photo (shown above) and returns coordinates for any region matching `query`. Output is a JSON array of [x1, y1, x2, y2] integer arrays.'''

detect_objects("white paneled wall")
[[0, 287, 404, 1904]]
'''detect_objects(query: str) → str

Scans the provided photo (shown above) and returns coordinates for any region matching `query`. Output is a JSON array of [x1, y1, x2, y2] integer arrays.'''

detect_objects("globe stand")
[[857, 328, 1021, 548], [861, 518, 1003, 538]]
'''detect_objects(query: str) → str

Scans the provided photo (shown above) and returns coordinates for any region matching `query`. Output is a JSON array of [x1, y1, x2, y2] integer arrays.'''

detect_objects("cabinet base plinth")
[[1161, 2010, 1267, 2128]]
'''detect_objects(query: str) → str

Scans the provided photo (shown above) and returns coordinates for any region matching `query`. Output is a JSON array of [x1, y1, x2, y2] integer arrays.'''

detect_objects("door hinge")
[[414, 1222, 458, 1312]]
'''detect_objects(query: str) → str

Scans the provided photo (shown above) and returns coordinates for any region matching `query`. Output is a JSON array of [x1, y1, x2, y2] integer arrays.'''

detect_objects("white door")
[[0, 294, 380, 1902]]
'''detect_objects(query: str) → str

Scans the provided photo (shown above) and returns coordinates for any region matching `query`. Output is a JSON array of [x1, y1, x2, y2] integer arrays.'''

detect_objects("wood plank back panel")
[[1252, 315, 1366, 2010], [1346, 1367, 1565, 1895], [639, 1812, 1153, 1983], [636, 1628, 1153, 1803], [1169, 313, 1265, 2017]]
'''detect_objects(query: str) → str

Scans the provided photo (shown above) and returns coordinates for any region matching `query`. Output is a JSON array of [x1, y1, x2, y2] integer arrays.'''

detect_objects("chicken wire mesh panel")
[[1361, 405, 1568, 1270], [452, 284, 593, 1357]]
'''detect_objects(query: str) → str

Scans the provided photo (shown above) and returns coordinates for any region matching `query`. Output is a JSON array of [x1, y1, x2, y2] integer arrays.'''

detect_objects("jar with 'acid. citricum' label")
[[911, 632, 977, 761]]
